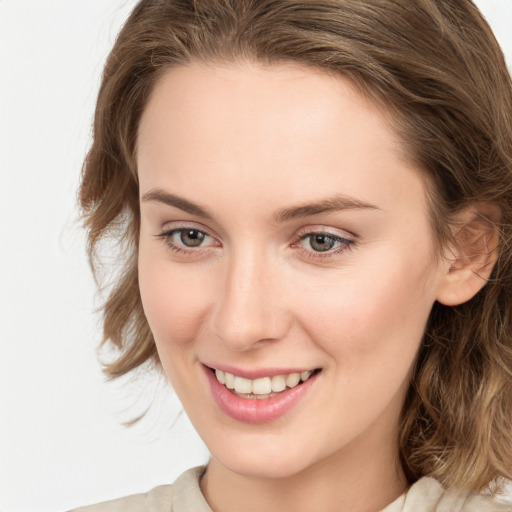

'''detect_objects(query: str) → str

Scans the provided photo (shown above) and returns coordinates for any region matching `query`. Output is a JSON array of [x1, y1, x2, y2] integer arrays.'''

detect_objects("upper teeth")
[[215, 369, 314, 395]]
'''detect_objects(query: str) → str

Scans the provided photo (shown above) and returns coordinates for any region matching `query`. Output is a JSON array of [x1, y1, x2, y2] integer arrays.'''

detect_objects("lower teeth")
[[234, 391, 279, 399]]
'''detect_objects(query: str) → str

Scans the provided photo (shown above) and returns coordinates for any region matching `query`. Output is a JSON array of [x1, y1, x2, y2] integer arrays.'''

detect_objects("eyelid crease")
[[160, 220, 220, 239], [294, 223, 358, 240], [298, 232, 354, 243]]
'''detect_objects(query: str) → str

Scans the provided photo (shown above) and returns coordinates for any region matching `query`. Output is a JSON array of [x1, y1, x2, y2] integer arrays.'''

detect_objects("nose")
[[212, 247, 290, 351]]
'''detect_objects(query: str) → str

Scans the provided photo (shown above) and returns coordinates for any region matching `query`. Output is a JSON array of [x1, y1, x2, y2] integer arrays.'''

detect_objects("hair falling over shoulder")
[[80, 0, 512, 494]]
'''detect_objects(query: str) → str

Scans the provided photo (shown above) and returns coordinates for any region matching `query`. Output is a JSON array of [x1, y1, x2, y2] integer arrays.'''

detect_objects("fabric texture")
[[70, 467, 208, 512], [71, 465, 512, 512]]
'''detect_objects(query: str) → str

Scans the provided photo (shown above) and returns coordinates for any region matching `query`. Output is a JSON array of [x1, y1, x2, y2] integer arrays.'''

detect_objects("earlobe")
[[436, 204, 500, 307]]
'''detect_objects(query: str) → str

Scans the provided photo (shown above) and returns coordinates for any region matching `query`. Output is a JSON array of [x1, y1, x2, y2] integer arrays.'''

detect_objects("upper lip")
[[203, 363, 319, 380]]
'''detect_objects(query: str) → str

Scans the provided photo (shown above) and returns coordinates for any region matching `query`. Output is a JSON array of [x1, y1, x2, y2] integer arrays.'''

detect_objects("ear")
[[436, 203, 500, 306]]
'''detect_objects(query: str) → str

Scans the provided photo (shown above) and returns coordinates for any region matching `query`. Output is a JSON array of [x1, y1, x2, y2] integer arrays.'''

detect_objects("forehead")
[[136, 61, 427, 217], [138, 61, 397, 155]]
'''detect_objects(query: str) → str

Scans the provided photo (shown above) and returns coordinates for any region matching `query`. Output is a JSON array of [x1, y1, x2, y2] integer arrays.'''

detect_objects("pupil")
[[310, 234, 335, 252], [180, 229, 205, 247]]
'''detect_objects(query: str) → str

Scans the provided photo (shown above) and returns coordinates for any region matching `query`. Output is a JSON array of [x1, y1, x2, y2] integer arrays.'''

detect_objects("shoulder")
[[382, 477, 512, 512], [70, 466, 210, 512], [70, 484, 172, 512]]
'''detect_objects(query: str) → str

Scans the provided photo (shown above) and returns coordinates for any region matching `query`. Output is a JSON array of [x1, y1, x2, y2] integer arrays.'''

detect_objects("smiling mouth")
[[212, 368, 320, 399]]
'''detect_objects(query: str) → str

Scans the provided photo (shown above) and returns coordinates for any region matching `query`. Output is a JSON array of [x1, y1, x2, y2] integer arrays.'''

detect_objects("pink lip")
[[203, 366, 318, 424]]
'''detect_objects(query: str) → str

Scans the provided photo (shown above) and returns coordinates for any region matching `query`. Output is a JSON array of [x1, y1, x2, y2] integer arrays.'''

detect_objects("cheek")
[[296, 247, 438, 373], [138, 245, 213, 349]]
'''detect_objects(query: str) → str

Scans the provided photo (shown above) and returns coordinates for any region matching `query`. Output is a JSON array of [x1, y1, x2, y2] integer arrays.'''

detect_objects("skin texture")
[[137, 61, 455, 512]]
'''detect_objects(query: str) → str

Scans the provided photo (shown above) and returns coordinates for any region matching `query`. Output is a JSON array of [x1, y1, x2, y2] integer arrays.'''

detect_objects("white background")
[[0, 1, 511, 511]]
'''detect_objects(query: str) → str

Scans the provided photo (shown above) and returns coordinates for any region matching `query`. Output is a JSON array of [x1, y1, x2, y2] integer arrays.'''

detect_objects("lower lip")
[[204, 367, 318, 424]]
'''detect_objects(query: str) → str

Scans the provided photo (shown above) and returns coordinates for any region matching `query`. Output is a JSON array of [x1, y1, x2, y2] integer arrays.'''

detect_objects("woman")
[[73, 0, 512, 510]]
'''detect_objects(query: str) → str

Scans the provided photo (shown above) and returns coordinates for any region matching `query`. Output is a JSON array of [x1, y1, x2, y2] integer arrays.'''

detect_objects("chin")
[[222, 457, 309, 480], [209, 435, 321, 480]]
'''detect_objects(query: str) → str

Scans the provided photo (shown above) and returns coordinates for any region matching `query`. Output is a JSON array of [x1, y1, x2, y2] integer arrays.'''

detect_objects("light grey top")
[[71, 466, 512, 512]]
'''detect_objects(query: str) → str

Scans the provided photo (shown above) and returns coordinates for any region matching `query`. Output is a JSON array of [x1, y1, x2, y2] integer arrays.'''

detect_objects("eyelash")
[[155, 226, 355, 259], [156, 227, 219, 256], [294, 231, 355, 259]]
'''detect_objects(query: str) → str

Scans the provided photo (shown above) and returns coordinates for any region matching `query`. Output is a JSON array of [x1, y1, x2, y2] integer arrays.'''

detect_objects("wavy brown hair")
[[81, 0, 512, 493]]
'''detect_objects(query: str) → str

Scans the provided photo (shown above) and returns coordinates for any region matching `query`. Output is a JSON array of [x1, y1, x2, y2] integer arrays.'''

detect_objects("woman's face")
[[137, 62, 447, 479]]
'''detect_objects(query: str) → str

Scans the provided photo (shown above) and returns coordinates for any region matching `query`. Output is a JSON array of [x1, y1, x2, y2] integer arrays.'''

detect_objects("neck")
[[201, 437, 409, 512]]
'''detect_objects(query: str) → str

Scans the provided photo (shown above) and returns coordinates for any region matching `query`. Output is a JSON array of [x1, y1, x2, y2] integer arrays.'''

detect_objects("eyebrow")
[[141, 189, 213, 219], [141, 188, 379, 221], [273, 195, 380, 222]]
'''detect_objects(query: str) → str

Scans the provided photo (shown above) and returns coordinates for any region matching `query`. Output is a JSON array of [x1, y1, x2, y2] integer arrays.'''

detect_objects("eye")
[[178, 229, 207, 247], [156, 226, 219, 254], [294, 229, 354, 258], [307, 233, 340, 252]]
